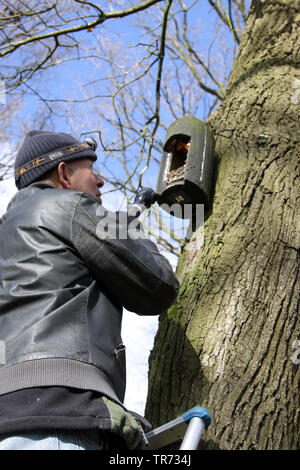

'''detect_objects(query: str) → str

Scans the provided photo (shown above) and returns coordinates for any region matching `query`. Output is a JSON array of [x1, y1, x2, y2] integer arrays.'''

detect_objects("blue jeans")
[[0, 430, 104, 450]]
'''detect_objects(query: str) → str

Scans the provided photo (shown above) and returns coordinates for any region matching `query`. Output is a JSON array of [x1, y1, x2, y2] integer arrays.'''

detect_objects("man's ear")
[[57, 162, 72, 189]]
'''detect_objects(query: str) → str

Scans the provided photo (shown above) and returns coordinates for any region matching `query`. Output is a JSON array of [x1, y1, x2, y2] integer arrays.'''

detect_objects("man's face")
[[68, 159, 104, 203]]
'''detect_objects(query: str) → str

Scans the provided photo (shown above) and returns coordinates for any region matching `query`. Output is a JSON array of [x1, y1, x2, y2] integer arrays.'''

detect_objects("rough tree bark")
[[145, 0, 300, 450]]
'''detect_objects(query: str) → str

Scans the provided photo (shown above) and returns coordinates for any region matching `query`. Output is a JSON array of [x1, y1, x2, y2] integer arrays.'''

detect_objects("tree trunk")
[[145, 0, 300, 450]]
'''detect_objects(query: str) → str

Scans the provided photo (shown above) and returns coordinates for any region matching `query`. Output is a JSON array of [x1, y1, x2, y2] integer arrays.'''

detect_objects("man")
[[0, 130, 179, 450]]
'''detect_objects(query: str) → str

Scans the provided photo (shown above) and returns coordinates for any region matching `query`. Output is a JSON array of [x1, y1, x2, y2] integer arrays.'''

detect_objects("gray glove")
[[129, 187, 157, 217]]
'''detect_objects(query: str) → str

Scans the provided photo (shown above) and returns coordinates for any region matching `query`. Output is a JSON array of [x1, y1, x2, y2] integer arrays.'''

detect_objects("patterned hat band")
[[15, 142, 92, 182]]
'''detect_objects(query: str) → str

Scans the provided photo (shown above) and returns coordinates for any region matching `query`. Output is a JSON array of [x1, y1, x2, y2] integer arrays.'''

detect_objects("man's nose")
[[97, 175, 105, 187]]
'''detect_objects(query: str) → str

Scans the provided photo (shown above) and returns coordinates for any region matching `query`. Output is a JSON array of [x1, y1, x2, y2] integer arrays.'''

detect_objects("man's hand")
[[133, 187, 157, 209]]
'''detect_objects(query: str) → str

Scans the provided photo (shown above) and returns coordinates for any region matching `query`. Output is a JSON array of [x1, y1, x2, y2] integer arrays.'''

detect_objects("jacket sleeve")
[[71, 194, 180, 315]]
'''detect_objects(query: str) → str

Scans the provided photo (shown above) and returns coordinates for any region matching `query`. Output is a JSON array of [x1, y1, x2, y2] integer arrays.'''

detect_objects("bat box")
[[156, 116, 215, 218]]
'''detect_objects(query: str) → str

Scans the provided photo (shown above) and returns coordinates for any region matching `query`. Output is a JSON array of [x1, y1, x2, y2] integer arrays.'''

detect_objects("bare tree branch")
[[137, 0, 173, 188], [0, 0, 163, 58]]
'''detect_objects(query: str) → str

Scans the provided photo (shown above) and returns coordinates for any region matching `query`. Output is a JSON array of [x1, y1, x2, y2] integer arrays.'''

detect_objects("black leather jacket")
[[0, 183, 179, 404]]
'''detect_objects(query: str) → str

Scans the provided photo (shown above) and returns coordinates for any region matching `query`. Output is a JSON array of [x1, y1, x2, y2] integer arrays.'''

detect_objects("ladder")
[[144, 406, 211, 450]]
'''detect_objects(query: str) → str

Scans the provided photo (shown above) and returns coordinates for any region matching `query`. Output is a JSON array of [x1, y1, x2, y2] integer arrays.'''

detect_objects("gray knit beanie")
[[14, 130, 98, 190]]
